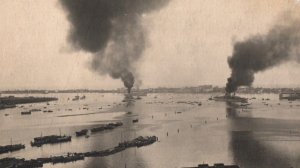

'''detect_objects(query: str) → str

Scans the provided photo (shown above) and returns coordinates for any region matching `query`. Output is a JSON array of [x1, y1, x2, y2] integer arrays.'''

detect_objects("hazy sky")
[[1, 0, 300, 90]]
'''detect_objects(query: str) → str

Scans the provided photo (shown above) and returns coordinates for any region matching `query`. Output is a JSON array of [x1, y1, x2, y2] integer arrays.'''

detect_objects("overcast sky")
[[1, 0, 300, 90]]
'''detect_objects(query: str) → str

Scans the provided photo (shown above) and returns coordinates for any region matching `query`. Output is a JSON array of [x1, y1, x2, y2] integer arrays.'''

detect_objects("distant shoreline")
[[0, 96, 58, 110], [0, 85, 299, 94]]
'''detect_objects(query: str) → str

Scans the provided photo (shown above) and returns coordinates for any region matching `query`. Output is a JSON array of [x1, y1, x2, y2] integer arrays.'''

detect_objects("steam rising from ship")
[[226, 10, 300, 94], [60, 0, 169, 93]]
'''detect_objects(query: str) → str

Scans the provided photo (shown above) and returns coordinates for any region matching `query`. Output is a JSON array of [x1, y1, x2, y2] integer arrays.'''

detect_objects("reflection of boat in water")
[[213, 94, 247, 103]]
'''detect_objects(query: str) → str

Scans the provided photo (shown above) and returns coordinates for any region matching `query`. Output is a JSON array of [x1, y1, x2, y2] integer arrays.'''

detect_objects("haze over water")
[[1, 93, 300, 168]]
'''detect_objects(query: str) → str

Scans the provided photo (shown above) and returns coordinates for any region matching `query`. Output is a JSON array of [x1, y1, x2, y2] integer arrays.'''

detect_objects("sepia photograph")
[[1, 0, 300, 167]]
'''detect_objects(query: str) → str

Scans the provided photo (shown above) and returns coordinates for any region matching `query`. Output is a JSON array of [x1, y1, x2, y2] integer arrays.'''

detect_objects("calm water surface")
[[1, 93, 300, 168]]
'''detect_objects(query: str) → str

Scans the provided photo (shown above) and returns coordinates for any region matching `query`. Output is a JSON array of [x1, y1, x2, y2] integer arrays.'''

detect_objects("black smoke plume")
[[60, 0, 169, 92], [226, 10, 300, 93]]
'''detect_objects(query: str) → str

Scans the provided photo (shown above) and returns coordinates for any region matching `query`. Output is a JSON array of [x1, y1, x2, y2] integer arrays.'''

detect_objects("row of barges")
[[0, 136, 157, 167]]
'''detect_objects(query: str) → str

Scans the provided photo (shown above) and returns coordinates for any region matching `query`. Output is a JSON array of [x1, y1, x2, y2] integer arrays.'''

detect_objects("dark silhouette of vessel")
[[91, 122, 123, 133], [72, 96, 80, 101], [21, 111, 31, 115], [213, 93, 247, 103], [75, 129, 88, 137], [31, 135, 71, 147], [0, 144, 25, 154], [184, 163, 240, 168], [279, 92, 300, 101]]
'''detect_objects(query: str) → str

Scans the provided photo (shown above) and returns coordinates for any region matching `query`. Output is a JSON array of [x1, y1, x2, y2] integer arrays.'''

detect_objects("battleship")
[[123, 91, 147, 101], [213, 92, 247, 103]]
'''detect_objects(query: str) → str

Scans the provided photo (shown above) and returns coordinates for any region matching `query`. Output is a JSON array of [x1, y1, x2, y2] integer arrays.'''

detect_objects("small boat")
[[76, 129, 88, 137], [0, 144, 25, 154], [72, 96, 80, 101], [30, 109, 41, 112], [21, 111, 31, 115]]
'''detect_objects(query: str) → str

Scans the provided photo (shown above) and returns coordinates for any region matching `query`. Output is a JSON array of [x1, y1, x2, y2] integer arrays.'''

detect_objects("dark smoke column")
[[226, 11, 300, 94], [121, 71, 134, 93], [60, 0, 169, 93]]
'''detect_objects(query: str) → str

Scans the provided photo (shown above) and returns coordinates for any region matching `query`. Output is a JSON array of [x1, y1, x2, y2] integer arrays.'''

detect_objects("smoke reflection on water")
[[86, 97, 146, 168], [226, 102, 300, 168]]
